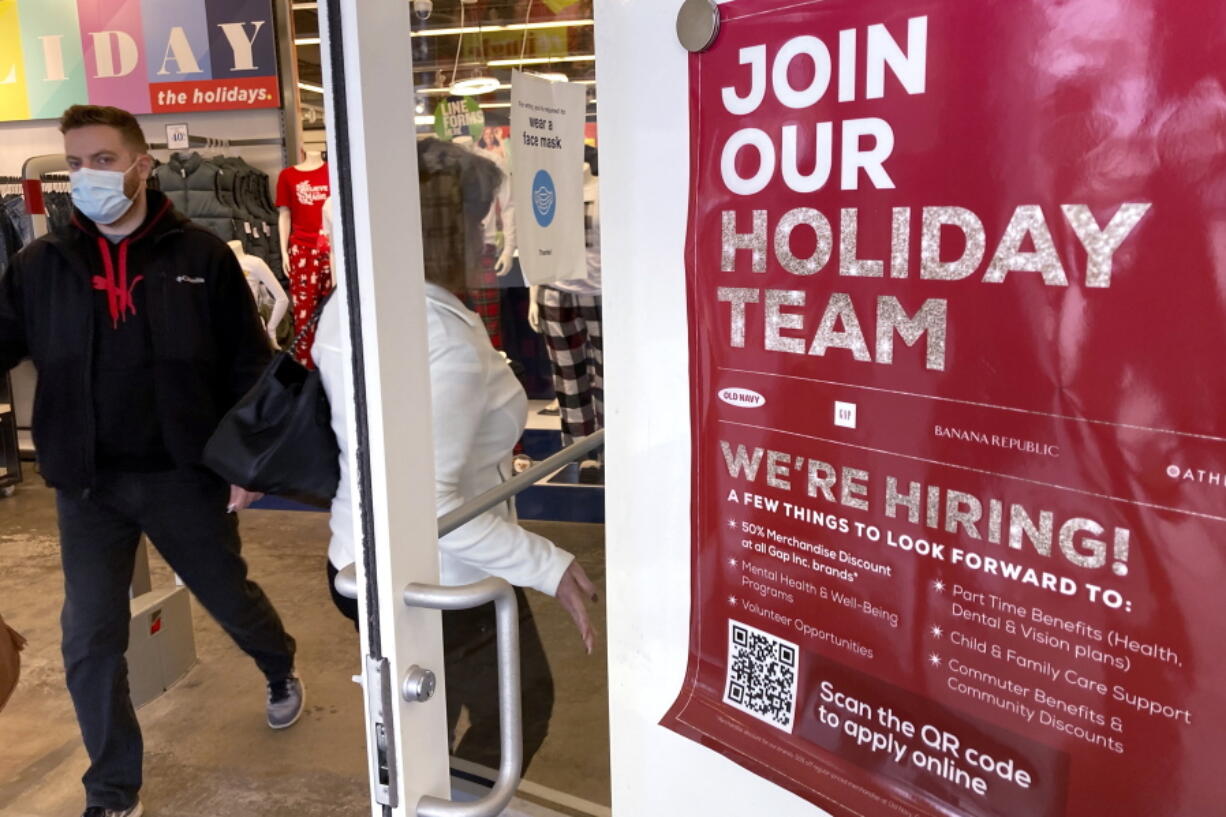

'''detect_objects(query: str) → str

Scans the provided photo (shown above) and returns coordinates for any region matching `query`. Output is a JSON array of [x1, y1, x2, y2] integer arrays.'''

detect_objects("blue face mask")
[[69, 161, 140, 226]]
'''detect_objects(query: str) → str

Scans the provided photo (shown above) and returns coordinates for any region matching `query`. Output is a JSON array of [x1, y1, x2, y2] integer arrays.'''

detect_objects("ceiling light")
[[294, 37, 321, 46], [419, 83, 511, 96], [415, 115, 435, 126], [450, 75, 503, 96], [298, 82, 325, 94], [488, 55, 596, 67], [413, 19, 594, 38], [479, 102, 512, 109], [446, 5, 500, 98]]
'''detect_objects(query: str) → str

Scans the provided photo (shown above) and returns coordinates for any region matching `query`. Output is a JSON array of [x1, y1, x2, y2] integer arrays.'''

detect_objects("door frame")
[[319, 1, 452, 814]]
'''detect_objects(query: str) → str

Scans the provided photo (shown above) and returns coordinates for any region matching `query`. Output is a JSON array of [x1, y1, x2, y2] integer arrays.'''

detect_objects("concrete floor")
[[0, 481, 609, 816]]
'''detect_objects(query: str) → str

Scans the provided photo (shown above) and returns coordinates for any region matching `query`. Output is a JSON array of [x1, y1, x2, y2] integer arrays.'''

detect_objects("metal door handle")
[[403, 577, 522, 817]]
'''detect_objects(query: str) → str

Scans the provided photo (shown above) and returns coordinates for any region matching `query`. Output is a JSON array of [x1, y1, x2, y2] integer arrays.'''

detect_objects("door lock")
[[402, 665, 437, 703]]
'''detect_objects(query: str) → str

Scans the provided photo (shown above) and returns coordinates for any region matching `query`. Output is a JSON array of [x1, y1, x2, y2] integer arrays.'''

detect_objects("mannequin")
[[453, 134, 516, 349], [275, 149, 333, 366], [230, 240, 289, 349], [473, 131, 517, 277], [529, 154, 604, 470]]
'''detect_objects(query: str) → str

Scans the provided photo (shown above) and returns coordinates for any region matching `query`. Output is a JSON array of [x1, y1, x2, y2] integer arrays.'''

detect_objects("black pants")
[[58, 468, 297, 810], [326, 562, 554, 771]]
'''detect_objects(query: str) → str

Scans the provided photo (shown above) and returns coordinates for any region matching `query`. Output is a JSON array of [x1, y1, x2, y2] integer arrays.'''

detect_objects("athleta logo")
[[719, 388, 766, 408], [1167, 464, 1226, 487], [176, 275, 205, 284]]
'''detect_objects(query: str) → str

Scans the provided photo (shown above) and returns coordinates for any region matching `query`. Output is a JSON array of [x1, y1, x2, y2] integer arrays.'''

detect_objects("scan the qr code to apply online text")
[[724, 620, 800, 733]]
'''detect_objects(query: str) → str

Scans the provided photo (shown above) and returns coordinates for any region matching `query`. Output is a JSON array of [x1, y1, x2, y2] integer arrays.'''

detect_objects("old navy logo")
[[719, 388, 766, 408], [176, 275, 205, 285]]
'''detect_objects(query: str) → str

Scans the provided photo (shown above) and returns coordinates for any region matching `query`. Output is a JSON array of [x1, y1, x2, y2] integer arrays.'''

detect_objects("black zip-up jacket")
[[0, 190, 272, 494]]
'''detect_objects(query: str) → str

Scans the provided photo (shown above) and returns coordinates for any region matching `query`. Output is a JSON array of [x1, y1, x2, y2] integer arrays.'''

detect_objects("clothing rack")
[[0, 166, 40, 495], [0, 175, 22, 495], [21, 153, 70, 239], [3, 155, 70, 470], [0, 371, 19, 497], [147, 134, 286, 151]]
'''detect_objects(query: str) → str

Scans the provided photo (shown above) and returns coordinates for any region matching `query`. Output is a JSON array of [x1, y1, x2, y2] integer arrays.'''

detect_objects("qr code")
[[723, 620, 799, 733]]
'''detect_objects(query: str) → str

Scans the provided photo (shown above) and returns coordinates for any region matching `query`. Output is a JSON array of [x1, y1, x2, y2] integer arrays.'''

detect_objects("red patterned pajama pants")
[[288, 238, 334, 367]]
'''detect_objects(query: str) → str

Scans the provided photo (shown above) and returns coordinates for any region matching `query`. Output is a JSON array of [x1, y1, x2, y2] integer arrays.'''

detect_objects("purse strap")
[[289, 289, 336, 353]]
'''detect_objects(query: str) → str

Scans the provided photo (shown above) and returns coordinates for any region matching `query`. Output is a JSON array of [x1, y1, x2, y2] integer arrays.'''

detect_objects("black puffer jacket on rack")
[[223, 157, 283, 276], [210, 156, 271, 262], [154, 153, 243, 242], [200, 157, 284, 281]]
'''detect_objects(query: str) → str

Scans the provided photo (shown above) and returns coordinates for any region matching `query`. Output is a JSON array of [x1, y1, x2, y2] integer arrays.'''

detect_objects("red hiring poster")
[[662, 1, 1226, 816]]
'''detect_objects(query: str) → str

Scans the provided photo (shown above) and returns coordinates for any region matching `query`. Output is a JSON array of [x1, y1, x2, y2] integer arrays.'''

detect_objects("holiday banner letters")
[[0, 0, 281, 122]]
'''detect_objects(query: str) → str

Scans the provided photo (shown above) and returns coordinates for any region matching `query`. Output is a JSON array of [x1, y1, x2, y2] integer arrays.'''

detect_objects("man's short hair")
[[58, 105, 149, 153]]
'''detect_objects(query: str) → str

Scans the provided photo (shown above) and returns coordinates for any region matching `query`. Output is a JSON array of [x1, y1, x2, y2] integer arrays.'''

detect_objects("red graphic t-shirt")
[[275, 163, 330, 241]]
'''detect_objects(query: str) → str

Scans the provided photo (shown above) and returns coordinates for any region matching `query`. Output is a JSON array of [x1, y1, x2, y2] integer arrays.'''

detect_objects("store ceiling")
[[292, 0, 597, 127]]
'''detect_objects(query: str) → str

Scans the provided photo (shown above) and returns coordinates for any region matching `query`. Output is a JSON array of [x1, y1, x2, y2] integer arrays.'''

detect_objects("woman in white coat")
[[314, 138, 597, 770]]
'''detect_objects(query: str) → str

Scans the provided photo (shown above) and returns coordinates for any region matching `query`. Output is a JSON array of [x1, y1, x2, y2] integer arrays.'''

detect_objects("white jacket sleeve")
[[430, 332, 573, 596], [312, 297, 356, 569]]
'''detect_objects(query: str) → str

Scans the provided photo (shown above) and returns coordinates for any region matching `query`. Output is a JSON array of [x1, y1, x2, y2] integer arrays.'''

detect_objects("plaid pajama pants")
[[538, 286, 603, 445], [463, 244, 503, 350], [288, 238, 334, 368]]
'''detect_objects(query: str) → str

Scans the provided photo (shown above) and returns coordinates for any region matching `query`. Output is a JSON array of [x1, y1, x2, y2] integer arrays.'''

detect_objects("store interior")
[[0, 1, 608, 815]]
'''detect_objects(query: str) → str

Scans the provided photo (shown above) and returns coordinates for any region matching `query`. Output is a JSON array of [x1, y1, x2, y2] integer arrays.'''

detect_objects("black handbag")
[[202, 294, 340, 502]]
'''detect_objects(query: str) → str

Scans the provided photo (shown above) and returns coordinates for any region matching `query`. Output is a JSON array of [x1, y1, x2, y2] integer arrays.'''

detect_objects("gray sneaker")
[[83, 803, 143, 817], [267, 674, 305, 730]]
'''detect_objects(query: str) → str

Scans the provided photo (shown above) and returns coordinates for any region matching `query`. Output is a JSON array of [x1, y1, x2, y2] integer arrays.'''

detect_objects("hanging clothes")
[[154, 153, 244, 243], [212, 156, 283, 276], [153, 152, 284, 283], [0, 206, 21, 271], [2, 195, 33, 247]]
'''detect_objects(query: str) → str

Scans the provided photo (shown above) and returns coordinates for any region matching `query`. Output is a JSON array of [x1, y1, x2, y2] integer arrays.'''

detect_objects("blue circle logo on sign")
[[531, 169, 557, 227]]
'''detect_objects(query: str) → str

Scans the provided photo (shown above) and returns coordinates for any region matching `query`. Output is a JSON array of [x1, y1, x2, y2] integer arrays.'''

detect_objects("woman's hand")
[[555, 561, 599, 654], [228, 485, 265, 513]]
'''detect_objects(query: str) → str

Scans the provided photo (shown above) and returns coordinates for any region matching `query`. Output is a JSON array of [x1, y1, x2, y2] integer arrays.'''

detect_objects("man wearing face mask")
[[0, 106, 301, 817]]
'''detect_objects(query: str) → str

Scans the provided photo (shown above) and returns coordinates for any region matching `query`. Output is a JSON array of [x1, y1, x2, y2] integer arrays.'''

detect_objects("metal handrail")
[[333, 429, 605, 600], [403, 578, 521, 817], [440, 428, 604, 537]]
